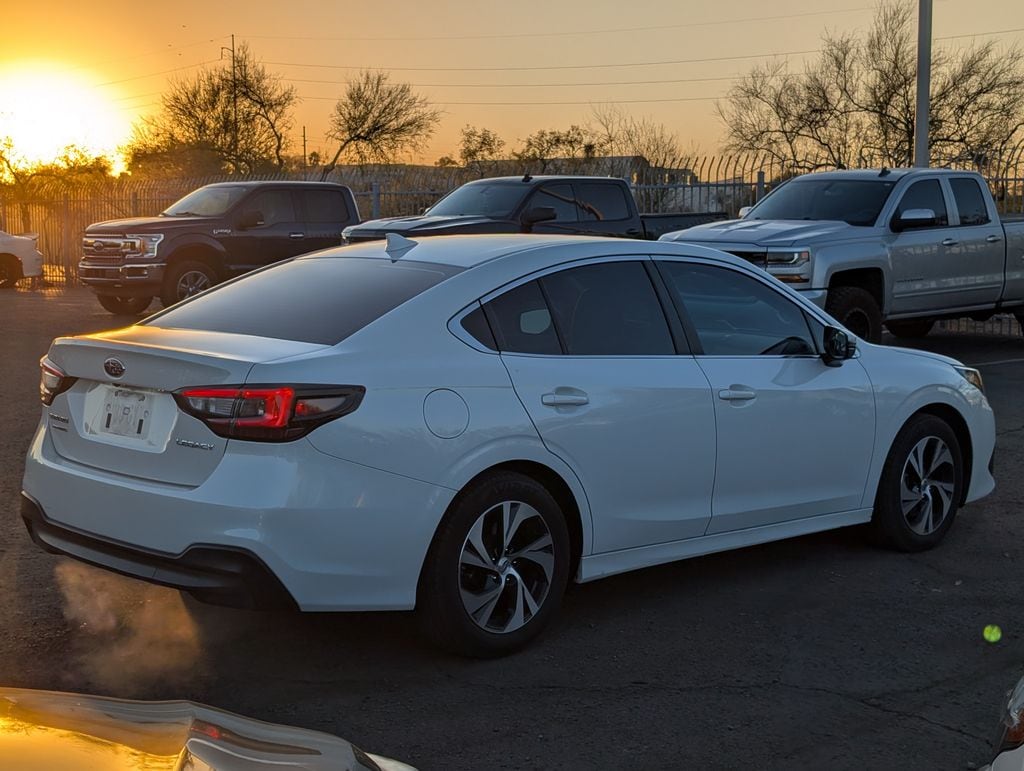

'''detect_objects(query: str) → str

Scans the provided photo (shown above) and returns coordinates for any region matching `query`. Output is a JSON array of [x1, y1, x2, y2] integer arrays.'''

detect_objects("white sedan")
[[0, 229, 43, 287], [21, 235, 995, 656]]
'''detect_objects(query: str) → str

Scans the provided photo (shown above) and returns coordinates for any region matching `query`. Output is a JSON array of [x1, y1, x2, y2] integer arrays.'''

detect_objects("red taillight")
[[39, 357, 76, 405], [174, 384, 364, 442]]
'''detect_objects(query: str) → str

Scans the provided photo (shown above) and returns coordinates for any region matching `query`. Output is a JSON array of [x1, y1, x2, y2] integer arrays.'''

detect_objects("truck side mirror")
[[822, 325, 857, 366], [521, 206, 557, 232], [738, 206, 753, 218], [238, 210, 264, 230], [891, 208, 936, 232]]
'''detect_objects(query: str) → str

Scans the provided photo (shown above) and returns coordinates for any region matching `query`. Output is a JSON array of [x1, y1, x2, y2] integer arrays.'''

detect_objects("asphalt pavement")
[[2, 286, 1024, 770]]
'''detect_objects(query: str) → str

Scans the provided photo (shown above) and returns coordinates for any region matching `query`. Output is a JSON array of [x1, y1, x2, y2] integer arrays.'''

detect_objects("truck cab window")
[[529, 184, 579, 222], [949, 178, 991, 226], [895, 180, 948, 227]]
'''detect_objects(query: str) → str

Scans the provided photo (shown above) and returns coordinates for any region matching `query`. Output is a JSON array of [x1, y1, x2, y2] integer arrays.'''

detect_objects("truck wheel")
[[417, 472, 571, 657], [871, 414, 961, 552], [97, 295, 152, 315], [826, 287, 883, 343], [0, 254, 21, 288], [161, 261, 217, 307], [885, 319, 935, 339]]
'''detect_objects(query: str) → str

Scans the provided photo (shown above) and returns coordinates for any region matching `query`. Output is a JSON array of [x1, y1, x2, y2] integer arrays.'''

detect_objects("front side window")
[[540, 262, 674, 355], [482, 281, 561, 355], [949, 178, 991, 226], [895, 179, 948, 226], [575, 183, 632, 221], [658, 262, 816, 356], [529, 184, 579, 222], [244, 190, 296, 226]]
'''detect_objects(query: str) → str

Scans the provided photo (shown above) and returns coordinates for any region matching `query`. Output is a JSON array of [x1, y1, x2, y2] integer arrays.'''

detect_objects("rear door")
[[944, 176, 1005, 306], [299, 188, 354, 252], [656, 259, 875, 533], [484, 258, 717, 553]]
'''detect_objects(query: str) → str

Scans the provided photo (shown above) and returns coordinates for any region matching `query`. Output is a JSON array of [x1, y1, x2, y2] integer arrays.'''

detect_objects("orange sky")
[[2, 0, 1023, 166]]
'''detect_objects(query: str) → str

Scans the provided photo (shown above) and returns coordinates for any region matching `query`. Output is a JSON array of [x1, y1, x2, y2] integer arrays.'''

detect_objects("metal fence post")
[[756, 171, 766, 202], [131, 191, 140, 217], [62, 194, 72, 285], [371, 182, 381, 219]]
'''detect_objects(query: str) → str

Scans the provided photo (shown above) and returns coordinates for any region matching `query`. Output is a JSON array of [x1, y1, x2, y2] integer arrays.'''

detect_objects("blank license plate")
[[100, 388, 152, 440]]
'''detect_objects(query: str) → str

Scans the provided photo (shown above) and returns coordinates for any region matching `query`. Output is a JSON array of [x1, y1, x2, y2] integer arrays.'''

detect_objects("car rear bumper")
[[21, 422, 457, 611]]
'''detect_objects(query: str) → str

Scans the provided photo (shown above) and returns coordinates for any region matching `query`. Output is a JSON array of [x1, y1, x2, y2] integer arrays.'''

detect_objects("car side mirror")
[[822, 325, 857, 366], [237, 210, 264, 229], [738, 206, 753, 218], [892, 208, 936, 232], [521, 206, 557, 231]]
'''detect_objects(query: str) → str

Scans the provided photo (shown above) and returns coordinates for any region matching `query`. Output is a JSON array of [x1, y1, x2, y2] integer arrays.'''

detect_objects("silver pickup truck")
[[660, 168, 1024, 342]]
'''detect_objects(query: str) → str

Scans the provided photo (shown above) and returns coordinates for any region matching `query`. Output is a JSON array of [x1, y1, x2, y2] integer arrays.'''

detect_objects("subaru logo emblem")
[[104, 358, 126, 378]]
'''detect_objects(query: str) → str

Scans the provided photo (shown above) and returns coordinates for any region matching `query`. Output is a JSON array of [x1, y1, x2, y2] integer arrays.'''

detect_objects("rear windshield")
[[749, 179, 897, 226], [146, 257, 461, 345]]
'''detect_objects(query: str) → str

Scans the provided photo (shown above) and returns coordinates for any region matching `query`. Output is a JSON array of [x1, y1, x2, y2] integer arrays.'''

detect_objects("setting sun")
[[0, 65, 129, 170]]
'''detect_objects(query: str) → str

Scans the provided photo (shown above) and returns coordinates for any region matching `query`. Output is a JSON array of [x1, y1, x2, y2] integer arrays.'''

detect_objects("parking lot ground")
[[2, 286, 1024, 770]]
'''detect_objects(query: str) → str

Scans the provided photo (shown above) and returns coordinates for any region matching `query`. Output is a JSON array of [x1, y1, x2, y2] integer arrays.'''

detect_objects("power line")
[[66, 36, 230, 72], [265, 48, 821, 73], [93, 59, 220, 88], [298, 94, 722, 105], [245, 6, 872, 43], [286, 75, 743, 89], [936, 26, 1024, 41]]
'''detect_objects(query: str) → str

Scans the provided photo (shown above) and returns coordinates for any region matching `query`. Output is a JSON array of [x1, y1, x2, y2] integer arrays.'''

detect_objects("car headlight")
[[125, 233, 163, 258], [766, 248, 811, 284], [954, 365, 984, 393], [766, 248, 811, 265]]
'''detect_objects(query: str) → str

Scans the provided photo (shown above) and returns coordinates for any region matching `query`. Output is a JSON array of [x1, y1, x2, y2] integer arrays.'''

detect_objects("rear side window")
[[949, 178, 991, 226], [482, 281, 561, 355], [540, 262, 674, 355], [147, 257, 460, 345], [575, 183, 632, 221], [895, 180, 948, 226], [303, 190, 351, 222]]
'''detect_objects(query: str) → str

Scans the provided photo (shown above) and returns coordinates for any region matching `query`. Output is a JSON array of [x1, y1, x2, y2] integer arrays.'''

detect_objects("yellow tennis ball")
[[984, 624, 1003, 643]]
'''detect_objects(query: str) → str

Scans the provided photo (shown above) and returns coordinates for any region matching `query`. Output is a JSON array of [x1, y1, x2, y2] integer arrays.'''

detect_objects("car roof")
[[316, 233, 753, 271], [461, 175, 625, 185], [200, 181, 348, 189]]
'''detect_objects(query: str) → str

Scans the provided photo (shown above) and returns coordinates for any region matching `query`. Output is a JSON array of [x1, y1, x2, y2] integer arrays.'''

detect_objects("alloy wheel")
[[176, 270, 212, 299], [458, 500, 555, 634], [900, 436, 956, 535]]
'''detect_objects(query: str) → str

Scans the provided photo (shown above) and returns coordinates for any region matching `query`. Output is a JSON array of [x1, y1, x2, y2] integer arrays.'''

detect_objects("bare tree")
[[126, 43, 297, 176], [718, 1, 1024, 169], [513, 125, 603, 172], [458, 125, 506, 176], [321, 71, 440, 180], [590, 105, 689, 181]]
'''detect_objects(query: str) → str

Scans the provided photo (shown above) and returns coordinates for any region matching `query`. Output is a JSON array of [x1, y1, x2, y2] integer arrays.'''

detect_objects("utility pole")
[[913, 0, 932, 167], [221, 35, 239, 171], [302, 126, 307, 171]]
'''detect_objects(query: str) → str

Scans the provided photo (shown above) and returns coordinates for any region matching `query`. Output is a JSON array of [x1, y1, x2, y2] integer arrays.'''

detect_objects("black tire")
[[0, 254, 20, 288], [97, 295, 152, 315], [885, 319, 935, 339], [161, 260, 218, 307], [871, 414, 963, 552], [417, 472, 571, 657], [825, 286, 883, 343]]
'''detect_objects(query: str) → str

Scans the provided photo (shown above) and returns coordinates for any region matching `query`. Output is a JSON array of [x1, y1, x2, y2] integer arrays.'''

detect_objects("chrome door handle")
[[541, 392, 589, 407], [941, 238, 958, 247], [718, 388, 756, 401], [987, 234, 1003, 243], [289, 232, 306, 239]]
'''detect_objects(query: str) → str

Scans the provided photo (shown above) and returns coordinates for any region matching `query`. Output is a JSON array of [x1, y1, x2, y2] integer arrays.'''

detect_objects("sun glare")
[[0, 67, 130, 172]]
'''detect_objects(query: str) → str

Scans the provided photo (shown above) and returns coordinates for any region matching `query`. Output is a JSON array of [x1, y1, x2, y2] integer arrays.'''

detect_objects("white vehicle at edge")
[[20, 234, 995, 656], [0, 229, 44, 287]]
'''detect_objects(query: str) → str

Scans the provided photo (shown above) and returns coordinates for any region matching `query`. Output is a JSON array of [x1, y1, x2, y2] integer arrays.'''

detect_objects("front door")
[[657, 260, 876, 533], [482, 260, 717, 553]]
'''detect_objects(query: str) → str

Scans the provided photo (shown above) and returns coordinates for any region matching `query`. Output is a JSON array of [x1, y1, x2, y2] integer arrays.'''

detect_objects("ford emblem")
[[104, 358, 126, 378]]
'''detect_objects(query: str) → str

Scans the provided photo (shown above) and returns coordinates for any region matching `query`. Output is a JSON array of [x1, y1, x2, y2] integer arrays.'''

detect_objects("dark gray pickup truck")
[[343, 175, 724, 244], [79, 181, 360, 315]]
